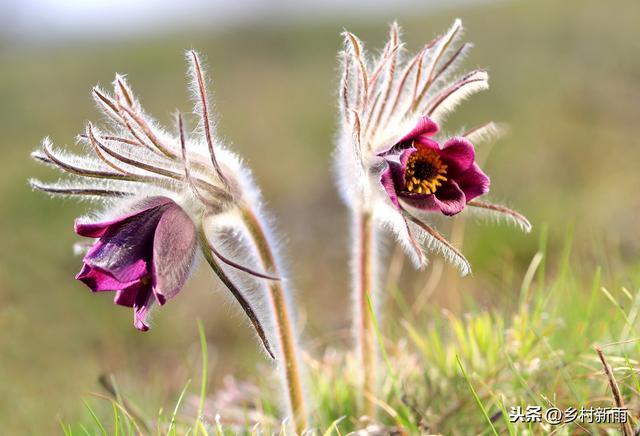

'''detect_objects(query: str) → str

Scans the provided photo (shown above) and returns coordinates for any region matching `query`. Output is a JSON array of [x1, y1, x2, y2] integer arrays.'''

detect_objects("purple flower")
[[75, 196, 196, 331], [380, 117, 490, 216]]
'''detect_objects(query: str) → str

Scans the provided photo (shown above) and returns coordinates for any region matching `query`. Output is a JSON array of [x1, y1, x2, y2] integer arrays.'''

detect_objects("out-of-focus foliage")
[[64, 237, 640, 433], [0, 0, 638, 432]]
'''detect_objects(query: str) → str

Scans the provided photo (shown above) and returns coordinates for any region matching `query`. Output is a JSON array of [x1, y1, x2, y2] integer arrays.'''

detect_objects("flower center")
[[405, 148, 448, 195]]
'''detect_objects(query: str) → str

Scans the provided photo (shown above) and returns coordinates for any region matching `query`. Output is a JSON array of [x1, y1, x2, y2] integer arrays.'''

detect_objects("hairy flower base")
[[380, 116, 490, 216], [75, 196, 196, 331]]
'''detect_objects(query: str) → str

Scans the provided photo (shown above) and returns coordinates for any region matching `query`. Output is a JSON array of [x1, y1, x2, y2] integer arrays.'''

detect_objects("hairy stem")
[[354, 209, 377, 417], [240, 207, 308, 432]]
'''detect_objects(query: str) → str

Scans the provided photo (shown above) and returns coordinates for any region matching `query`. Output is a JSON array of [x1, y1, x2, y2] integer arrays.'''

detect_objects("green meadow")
[[1, 0, 639, 433]]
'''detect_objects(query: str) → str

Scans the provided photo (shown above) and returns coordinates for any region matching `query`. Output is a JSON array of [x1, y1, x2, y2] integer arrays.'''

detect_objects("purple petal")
[[398, 192, 440, 213], [439, 137, 475, 176], [399, 147, 417, 171], [114, 283, 143, 307], [380, 166, 400, 209], [74, 196, 198, 333], [380, 161, 406, 209], [75, 196, 173, 238], [133, 287, 154, 332], [76, 263, 140, 292], [433, 180, 467, 215], [456, 163, 490, 201], [82, 206, 170, 282], [398, 117, 439, 143], [400, 180, 466, 216], [377, 117, 440, 156], [151, 204, 197, 304]]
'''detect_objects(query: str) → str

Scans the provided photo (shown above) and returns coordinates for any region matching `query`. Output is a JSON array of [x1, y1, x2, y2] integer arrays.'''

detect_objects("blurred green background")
[[1, 0, 639, 432]]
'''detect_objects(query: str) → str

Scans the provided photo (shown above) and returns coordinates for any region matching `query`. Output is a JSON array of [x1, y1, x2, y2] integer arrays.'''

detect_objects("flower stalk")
[[240, 207, 308, 432], [354, 208, 377, 417]]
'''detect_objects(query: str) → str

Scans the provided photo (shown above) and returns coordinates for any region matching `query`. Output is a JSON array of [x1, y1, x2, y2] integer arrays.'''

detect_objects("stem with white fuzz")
[[240, 207, 308, 432], [353, 208, 377, 418]]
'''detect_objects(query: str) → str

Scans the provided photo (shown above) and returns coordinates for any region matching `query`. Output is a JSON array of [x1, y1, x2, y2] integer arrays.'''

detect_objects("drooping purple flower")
[[75, 196, 196, 331], [380, 117, 490, 216], [31, 53, 282, 357]]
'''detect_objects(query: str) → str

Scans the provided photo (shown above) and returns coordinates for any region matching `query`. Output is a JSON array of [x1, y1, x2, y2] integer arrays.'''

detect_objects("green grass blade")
[[489, 391, 515, 436], [194, 319, 209, 436], [79, 423, 91, 436], [199, 418, 211, 435], [600, 287, 634, 329], [624, 353, 640, 392], [87, 392, 145, 436], [168, 379, 192, 436], [322, 416, 346, 436], [456, 355, 499, 436], [535, 223, 548, 292], [82, 399, 107, 436], [559, 224, 574, 278], [108, 375, 134, 436], [215, 413, 224, 435], [366, 293, 396, 387], [503, 353, 540, 406], [531, 327, 583, 404], [366, 294, 416, 431], [519, 252, 544, 307], [57, 416, 72, 436], [113, 402, 120, 436], [585, 267, 602, 323]]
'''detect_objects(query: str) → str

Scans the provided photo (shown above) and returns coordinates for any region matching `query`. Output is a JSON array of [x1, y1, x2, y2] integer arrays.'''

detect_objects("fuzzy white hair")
[[30, 52, 310, 427], [335, 20, 530, 274]]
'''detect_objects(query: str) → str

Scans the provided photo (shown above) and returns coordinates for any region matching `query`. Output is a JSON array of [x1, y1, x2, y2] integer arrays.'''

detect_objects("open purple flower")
[[380, 117, 490, 216], [75, 196, 196, 331]]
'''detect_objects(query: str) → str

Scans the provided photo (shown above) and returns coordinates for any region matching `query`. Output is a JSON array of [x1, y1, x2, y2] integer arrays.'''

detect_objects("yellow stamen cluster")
[[405, 148, 448, 195]]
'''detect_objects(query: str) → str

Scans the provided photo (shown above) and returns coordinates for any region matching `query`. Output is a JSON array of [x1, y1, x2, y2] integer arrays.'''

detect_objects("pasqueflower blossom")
[[380, 116, 490, 217], [31, 51, 308, 430], [334, 21, 531, 417], [75, 196, 196, 331], [30, 54, 271, 343], [336, 20, 531, 273]]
